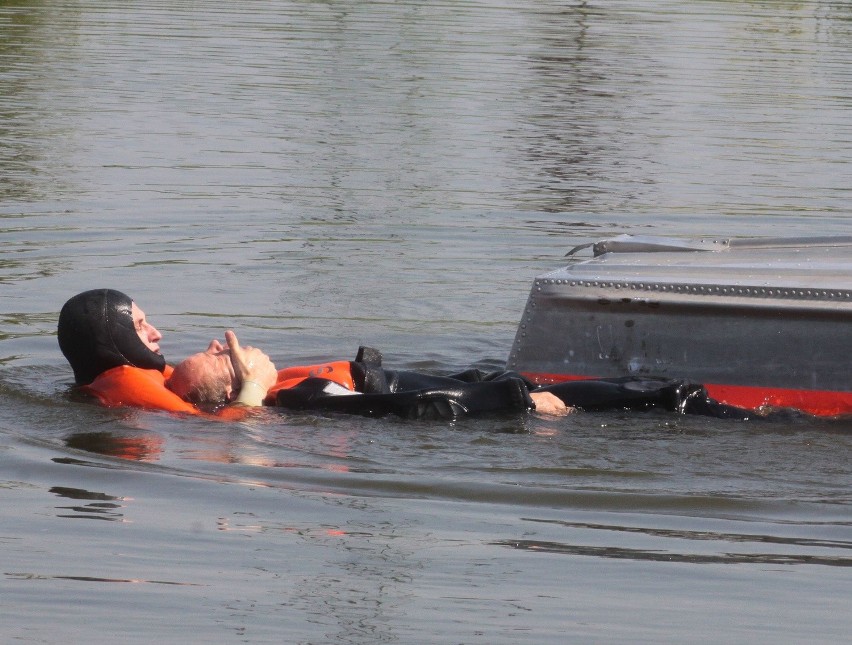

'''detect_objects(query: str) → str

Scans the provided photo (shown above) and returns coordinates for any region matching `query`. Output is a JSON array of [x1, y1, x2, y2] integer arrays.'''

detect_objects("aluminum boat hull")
[[507, 235, 852, 417]]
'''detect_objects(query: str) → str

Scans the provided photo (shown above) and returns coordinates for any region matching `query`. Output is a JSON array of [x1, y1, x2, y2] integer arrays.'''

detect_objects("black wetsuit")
[[274, 347, 751, 421]]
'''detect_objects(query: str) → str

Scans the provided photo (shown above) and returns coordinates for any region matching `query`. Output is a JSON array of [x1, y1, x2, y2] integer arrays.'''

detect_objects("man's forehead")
[[204, 348, 232, 361], [195, 349, 233, 371]]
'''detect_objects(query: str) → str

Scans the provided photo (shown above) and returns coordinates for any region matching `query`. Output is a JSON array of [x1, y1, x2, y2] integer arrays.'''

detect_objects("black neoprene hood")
[[58, 289, 166, 384]]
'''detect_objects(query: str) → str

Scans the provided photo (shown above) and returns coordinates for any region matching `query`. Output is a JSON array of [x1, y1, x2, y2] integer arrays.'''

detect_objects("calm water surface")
[[1, 1, 850, 643]]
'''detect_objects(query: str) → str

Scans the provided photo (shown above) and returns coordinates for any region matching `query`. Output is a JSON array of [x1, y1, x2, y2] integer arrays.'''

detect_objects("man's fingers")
[[225, 330, 241, 355], [530, 391, 573, 416], [224, 330, 277, 396], [225, 330, 250, 378]]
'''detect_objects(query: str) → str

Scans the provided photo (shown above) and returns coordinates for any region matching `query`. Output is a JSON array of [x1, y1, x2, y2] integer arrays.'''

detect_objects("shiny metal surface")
[[510, 236, 852, 391]]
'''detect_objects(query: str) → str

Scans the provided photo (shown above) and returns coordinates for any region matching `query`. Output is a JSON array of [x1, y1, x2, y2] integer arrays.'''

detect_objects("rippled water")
[[2, 1, 850, 643]]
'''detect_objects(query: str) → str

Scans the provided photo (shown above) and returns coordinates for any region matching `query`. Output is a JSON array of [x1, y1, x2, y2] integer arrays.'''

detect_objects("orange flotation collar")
[[80, 361, 357, 415], [81, 364, 200, 414], [265, 361, 356, 403]]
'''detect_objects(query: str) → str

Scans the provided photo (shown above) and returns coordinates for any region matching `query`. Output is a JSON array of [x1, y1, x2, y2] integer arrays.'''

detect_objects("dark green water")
[[1, 1, 850, 643]]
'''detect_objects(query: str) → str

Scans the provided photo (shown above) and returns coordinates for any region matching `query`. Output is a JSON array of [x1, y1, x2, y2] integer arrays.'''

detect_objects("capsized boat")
[[507, 235, 852, 417]]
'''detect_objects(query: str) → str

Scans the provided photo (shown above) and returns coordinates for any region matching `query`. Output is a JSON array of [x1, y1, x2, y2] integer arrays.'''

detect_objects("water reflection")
[[286, 518, 416, 644], [65, 431, 164, 462], [5, 572, 202, 585], [3, 2, 852, 641], [526, 517, 852, 550], [2, 0, 852, 219], [49, 485, 126, 521], [495, 539, 852, 566], [519, 2, 616, 212], [495, 513, 852, 567], [0, 0, 79, 202]]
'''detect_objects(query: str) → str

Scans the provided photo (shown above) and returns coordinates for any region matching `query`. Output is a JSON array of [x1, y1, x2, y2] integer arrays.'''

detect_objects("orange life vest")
[[265, 361, 356, 403], [81, 361, 357, 414], [81, 365, 200, 414]]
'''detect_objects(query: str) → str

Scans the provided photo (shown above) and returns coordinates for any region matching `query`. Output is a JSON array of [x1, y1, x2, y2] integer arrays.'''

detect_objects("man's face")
[[168, 340, 239, 403], [131, 302, 162, 354]]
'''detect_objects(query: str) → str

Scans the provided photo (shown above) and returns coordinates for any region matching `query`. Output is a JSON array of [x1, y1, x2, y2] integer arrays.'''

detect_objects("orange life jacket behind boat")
[[265, 361, 356, 404], [81, 365, 200, 414]]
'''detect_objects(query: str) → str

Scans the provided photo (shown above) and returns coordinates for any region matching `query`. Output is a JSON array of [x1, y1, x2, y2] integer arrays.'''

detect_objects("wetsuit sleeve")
[[537, 377, 751, 419]]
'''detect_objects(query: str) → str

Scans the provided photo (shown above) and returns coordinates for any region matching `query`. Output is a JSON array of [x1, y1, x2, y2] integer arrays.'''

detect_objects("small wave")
[[493, 539, 852, 567]]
